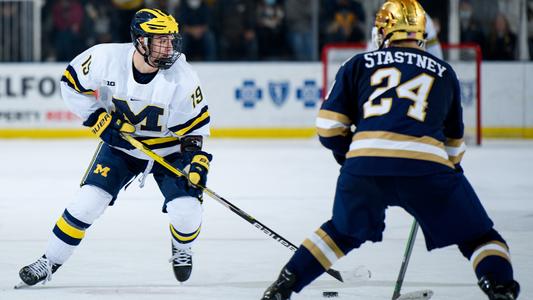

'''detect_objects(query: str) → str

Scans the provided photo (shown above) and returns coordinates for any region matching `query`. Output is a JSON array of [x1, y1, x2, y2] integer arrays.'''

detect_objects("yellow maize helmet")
[[374, 0, 426, 49], [130, 8, 182, 69]]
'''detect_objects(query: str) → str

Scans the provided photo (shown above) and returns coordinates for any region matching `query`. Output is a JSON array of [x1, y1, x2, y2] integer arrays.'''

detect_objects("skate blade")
[[14, 281, 29, 289], [397, 289, 434, 300]]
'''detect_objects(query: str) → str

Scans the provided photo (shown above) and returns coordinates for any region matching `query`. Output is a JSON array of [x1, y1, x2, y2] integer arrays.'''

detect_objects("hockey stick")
[[122, 134, 344, 282], [391, 220, 433, 300]]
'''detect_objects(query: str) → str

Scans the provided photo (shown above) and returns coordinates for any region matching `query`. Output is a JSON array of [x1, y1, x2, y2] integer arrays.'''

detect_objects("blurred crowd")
[[1, 0, 532, 62], [40, 0, 370, 62]]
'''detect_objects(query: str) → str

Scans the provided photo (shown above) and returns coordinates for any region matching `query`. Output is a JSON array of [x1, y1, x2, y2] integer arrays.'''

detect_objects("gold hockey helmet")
[[374, 0, 426, 48]]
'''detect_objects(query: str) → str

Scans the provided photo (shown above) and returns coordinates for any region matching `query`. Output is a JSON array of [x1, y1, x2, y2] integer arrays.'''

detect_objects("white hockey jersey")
[[60, 43, 210, 160]]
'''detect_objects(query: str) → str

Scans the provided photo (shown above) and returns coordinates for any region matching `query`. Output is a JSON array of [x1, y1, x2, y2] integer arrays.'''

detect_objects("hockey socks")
[[286, 221, 362, 292], [459, 229, 515, 285], [46, 185, 112, 264]]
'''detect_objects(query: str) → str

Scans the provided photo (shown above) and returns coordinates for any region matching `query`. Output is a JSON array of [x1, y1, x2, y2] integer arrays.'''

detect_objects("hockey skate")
[[261, 267, 296, 300], [15, 256, 61, 288], [169, 244, 193, 282], [478, 276, 520, 300]]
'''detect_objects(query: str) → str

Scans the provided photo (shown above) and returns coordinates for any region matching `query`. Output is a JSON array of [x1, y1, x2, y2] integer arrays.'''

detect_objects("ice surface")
[[1, 139, 531, 300]]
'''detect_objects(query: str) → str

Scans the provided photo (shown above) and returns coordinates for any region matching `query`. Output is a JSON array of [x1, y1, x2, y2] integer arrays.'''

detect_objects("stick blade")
[[397, 289, 434, 300], [326, 269, 344, 282]]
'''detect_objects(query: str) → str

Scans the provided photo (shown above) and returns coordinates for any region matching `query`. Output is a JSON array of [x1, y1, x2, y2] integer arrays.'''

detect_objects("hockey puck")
[[322, 291, 338, 297]]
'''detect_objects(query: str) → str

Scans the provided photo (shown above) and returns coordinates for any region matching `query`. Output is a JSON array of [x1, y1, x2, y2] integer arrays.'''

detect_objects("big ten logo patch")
[[93, 164, 110, 177]]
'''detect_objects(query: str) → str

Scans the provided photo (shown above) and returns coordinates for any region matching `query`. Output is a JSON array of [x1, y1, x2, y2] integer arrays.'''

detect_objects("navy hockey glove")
[[83, 108, 136, 150]]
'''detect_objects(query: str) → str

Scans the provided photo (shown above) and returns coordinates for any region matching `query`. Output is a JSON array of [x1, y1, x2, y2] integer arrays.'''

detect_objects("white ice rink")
[[1, 138, 532, 300]]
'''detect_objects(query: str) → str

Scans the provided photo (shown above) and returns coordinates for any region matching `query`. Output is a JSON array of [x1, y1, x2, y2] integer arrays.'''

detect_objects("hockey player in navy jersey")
[[17, 8, 211, 287], [262, 1, 520, 299]]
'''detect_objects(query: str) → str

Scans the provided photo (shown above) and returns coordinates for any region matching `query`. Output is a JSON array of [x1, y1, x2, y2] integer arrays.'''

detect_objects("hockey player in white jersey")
[[17, 8, 211, 287]]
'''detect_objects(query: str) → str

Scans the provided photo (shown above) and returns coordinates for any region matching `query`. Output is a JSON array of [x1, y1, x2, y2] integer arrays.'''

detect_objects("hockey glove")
[[181, 151, 212, 197], [83, 108, 136, 150], [185, 151, 212, 187]]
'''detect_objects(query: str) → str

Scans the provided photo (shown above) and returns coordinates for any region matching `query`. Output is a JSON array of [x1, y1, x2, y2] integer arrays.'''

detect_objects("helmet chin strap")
[[133, 37, 159, 69], [378, 32, 393, 50]]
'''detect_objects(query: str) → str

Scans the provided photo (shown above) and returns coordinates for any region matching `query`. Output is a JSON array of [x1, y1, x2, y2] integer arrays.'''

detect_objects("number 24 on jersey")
[[364, 68, 435, 122]]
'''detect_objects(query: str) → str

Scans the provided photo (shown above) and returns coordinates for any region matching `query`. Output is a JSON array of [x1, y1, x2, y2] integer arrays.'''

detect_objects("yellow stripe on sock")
[[170, 224, 201, 242], [56, 216, 85, 239]]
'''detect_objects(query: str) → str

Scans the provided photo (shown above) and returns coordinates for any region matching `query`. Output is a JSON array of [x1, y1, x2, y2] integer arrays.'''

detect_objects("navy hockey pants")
[[332, 171, 494, 250]]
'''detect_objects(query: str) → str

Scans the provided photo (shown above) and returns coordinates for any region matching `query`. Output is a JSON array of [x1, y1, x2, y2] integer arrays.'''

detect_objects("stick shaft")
[[392, 220, 419, 300], [122, 134, 344, 282]]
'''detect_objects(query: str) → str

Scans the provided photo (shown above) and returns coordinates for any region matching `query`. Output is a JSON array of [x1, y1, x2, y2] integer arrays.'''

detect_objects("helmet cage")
[[130, 8, 182, 70], [132, 32, 182, 70]]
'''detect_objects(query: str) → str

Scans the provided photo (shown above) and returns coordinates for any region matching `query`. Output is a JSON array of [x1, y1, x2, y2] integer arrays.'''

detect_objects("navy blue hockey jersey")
[[317, 47, 466, 176]]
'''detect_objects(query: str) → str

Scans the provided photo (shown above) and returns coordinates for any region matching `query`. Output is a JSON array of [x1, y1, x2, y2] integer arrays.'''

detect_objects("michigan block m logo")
[[94, 164, 110, 177], [113, 98, 164, 131]]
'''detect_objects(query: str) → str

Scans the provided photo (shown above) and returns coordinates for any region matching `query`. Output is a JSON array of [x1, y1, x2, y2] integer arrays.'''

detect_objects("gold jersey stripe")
[[56, 216, 85, 239], [317, 127, 350, 138], [353, 131, 444, 148], [175, 111, 210, 136], [473, 249, 511, 270], [170, 224, 201, 242], [302, 239, 332, 270], [318, 110, 351, 125], [445, 138, 465, 147], [449, 152, 465, 164], [347, 148, 455, 168], [316, 228, 344, 259]]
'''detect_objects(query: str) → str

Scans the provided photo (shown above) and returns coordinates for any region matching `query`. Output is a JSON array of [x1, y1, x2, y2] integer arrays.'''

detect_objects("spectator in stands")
[[214, 0, 258, 60], [459, 0, 485, 52], [179, 0, 217, 61], [528, 1, 533, 60], [85, 1, 114, 46], [52, 0, 84, 61], [256, 0, 286, 60], [145, 0, 180, 15], [323, 0, 366, 44], [486, 13, 517, 60], [0, 3, 20, 61], [110, 0, 144, 43], [285, 0, 313, 61]]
